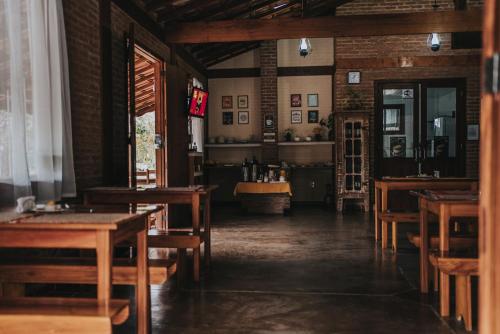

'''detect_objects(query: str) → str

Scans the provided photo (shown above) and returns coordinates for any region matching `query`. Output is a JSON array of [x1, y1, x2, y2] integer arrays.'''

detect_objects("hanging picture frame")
[[238, 111, 249, 124], [291, 110, 302, 124], [222, 111, 233, 125], [308, 110, 319, 123], [222, 96, 233, 109], [237, 95, 248, 109], [307, 94, 319, 107], [290, 94, 302, 107]]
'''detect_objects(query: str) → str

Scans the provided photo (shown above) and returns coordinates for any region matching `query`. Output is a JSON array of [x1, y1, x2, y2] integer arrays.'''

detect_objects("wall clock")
[[347, 71, 361, 84]]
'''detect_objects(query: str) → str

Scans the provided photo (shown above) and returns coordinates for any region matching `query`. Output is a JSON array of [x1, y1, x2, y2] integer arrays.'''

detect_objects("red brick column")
[[260, 40, 278, 163]]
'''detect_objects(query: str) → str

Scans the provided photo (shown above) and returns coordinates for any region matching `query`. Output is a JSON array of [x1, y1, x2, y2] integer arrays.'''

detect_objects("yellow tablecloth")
[[234, 182, 292, 196]]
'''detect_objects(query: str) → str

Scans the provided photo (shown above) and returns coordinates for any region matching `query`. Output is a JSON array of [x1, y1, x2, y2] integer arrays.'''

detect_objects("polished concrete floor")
[[121, 207, 475, 333]]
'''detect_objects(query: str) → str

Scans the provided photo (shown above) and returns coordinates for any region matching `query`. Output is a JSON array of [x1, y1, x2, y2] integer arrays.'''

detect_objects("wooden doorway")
[[127, 25, 167, 188], [479, 0, 499, 332], [375, 79, 466, 178]]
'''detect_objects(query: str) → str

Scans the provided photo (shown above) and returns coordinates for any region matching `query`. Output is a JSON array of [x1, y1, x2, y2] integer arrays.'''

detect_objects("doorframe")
[[374, 78, 467, 178], [126, 31, 168, 187]]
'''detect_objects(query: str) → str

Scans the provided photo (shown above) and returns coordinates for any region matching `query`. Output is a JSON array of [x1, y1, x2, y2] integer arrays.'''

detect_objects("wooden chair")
[[380, 211, 419, 251], [0, 297, 129, 334], [431, 252, 478, 332]]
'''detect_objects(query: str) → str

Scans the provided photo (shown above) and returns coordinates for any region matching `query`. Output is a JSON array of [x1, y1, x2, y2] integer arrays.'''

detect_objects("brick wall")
[[334, 0, 482, 186], [63, 0, 102, 190], [260, 40, 279, 163], [62, 1, 204, 193]]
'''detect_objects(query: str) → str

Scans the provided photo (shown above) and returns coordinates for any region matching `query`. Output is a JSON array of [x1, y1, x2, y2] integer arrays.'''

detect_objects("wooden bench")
[[407, 233, 478, 250], [0, 257, 176, 291], [430, 252, 478, 331], [0, 297, 129, 334], [380, 211, 419, 251], [148, 229, 205, 282]]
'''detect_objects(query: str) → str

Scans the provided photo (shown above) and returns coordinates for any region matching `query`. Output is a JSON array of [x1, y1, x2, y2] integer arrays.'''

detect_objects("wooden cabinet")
[[335, 112, 369, 212], [188, 152, 204, 185]]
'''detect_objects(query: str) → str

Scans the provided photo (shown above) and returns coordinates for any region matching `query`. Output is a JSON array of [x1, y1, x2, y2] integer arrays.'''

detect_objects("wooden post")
[[479, 1, 500, 333]]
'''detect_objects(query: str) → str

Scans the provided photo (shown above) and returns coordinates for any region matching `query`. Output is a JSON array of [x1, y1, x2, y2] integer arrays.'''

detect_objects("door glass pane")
[[382, 89, 414, 158], [346, 139, 353, 155], [426, 88, 457, 158], [346, 175, 353, 190], [346, 158, 353, 173]]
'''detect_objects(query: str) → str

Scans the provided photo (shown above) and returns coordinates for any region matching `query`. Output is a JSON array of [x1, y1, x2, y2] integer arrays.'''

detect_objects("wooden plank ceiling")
[[139, 0, 354, 67]]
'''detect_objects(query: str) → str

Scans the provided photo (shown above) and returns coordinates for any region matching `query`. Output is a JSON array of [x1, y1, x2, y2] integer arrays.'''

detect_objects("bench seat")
[[407, 232, 477, 250], [379, 211, 420, 251], [0, 297, 129, 334], [0, 257, 175, 286], [430, 252, 478, 331]]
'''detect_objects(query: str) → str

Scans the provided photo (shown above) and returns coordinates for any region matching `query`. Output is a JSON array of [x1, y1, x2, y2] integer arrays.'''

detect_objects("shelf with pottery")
[[278, 141, 335, 146], [204, 143, 262, 148]]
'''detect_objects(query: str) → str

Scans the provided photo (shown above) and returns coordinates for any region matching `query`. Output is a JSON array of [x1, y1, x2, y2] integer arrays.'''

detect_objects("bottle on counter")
[[242, 158, 249, 182], [251, 156, 258, 182]]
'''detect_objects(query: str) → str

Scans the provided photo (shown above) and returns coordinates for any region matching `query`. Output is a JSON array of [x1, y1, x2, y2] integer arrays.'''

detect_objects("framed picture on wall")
[[222, 96, 233, 109], [308, 110, 319, 123], [222, 111, 233, 125], [390, 137, 406, 158], [265, 114, 275, 129], [291, 110, 302, 124], [290, 94, 302, 107], [238, 111, 249, 124], [383, 104, 405, 135], [307, 94, 319, 107], [237, 95, 248, 108]]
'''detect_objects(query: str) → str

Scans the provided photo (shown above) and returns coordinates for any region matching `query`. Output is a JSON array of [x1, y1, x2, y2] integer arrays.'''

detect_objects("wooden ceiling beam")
[[165, 9, 483, 43], [204, 43, 261, 67]]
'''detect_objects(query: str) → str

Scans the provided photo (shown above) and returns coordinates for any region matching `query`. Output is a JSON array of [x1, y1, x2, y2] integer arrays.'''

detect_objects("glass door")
[[376, 79, 466, 178], [421, 81, 465, 176], [377, 83, 419, 177]]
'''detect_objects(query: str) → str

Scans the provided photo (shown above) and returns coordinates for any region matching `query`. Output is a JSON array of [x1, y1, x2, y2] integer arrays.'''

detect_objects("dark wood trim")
[[336, 55, 481, 69], [111, 0, 206, 77], [100, 0, 113, 185], [208, 68, 260, 78], [278, 66, 334, 76], [164, 9, 483, 43], [207, 66, 336, 78]]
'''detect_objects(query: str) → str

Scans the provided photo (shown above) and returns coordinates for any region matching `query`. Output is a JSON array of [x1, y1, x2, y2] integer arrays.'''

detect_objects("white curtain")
[[0, 0, 76, 205]]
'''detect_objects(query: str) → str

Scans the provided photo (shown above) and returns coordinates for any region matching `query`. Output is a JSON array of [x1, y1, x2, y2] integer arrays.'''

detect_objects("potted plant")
[[313, 126, 323, 141], [320, 113, 334, 141], [283, 128, 295, 142]]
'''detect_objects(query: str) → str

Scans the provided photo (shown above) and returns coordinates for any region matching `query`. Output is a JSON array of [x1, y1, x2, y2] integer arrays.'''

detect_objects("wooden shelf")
[[205, 143, 262, 148], [277, 141, 335, 146], [188, 152, 203, 157]]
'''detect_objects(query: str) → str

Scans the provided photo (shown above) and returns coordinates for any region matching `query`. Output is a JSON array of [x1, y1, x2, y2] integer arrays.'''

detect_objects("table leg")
[[96, 230, 113, 306], [192, 193, 201, 282], [381, 188, 388, 248], [374, 186, 380, 241], [456, 275, 472, 331], [136, 224, 150, 334], [419, 200, 429, 293], [204, 193, 211, 268], [439, 205, 451, 317]]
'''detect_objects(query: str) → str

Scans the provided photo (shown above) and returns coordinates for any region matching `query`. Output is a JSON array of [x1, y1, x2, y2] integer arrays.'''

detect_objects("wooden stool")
[[435, 252, 478, 332], [380, 211, 419, 251]]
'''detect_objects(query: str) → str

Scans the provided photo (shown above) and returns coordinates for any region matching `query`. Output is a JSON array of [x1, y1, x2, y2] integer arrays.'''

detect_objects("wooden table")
[[414, 191, 478, 317], [374, 177, 478, 242], [83, 186, 217, 270], [233, 182, 292, 214], [0, 212, 150, 334]]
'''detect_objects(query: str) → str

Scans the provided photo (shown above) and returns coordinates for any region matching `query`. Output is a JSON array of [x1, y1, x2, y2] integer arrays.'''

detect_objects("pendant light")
[[298, 0, 312, 57], [427, 0, 441, 52]]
